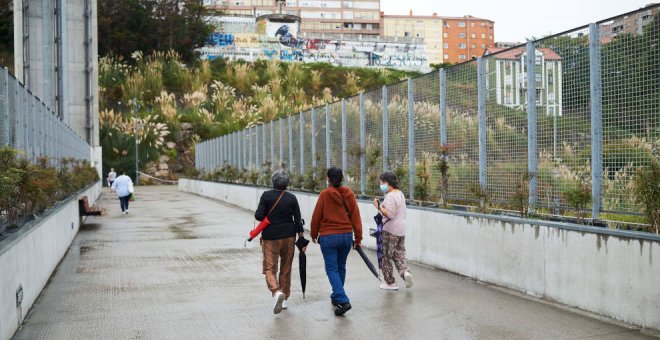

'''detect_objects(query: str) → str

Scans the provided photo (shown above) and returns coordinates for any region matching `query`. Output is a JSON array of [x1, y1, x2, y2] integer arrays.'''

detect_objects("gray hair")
[[271, 170, 290, 190]]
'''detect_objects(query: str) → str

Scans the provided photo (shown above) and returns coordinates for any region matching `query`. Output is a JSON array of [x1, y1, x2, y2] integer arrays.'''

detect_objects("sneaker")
[[330, 299, 339, 307], [282, 300, 288, 309], [125, 210, 129, 214], [334, 302, 352, 316], [404, 272, 413, 288], [273, 291, 285, 314], [122, 211, 127, 215], [379, 283, 399, 290]]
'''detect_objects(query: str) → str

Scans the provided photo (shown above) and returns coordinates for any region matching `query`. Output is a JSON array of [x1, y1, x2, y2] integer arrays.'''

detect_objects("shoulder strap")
[[337, 188, 352, 222], [267, 191, 286, 217]]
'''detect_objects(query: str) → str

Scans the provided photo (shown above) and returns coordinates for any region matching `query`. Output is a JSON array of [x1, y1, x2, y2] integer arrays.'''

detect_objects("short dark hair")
[[327, 167, 343, 188], [271, 170, 290, 190], [119, 169, 126, 175], [379, 171, 398, 189]]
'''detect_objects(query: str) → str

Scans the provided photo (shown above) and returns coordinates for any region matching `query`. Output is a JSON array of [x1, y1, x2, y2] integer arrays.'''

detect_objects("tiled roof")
[[484, 46, 562, 61]]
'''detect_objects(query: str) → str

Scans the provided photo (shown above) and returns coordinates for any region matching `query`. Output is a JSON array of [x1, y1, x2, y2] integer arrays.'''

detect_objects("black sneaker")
[[331, 299, 339, 307], [334, 302, 352, 316]]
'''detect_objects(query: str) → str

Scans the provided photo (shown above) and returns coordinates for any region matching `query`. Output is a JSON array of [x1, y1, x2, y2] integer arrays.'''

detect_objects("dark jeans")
[[119, 195, 130, 212], [320, 232, 353, 304]]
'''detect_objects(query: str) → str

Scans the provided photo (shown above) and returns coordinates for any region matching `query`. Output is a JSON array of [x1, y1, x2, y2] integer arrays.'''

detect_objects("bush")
[[633, 159, 660, 234], [563, 181, 592, 224], [0, 148, 99, 230]]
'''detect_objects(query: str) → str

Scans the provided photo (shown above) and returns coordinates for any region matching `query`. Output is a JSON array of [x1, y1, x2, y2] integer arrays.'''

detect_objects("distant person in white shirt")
[[107, 168, 117, 188], [111, 170, 134, 215]]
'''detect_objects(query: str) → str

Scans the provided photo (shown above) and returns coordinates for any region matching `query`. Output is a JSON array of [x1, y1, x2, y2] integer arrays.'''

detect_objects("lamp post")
[[133, 98, 140, 185]]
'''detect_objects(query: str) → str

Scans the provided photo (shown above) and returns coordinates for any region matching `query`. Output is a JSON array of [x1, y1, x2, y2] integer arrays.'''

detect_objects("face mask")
[[380, 183, 389, 193]]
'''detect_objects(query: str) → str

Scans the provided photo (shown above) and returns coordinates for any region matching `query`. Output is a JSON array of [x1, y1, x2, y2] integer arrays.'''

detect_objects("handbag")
[[128, 181, 134, 194], [247, 191, 286, 241]]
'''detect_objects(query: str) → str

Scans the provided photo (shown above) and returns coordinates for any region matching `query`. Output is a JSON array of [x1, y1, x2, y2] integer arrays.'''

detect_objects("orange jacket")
[[310, 186, 363, 245]]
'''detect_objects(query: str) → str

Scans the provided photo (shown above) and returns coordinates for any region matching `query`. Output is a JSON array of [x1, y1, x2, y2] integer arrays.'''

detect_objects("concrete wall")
[[0, 182, 101, 340], [179, 179, 660, 331]]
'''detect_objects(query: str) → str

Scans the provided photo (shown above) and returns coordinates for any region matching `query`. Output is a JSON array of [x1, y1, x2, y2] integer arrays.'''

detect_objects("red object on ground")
[[248, 216, 271, 241]]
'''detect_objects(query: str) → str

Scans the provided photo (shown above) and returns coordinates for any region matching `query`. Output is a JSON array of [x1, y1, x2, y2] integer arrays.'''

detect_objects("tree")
[[98, 0, 215, 62], [0, 0, 13, 69]]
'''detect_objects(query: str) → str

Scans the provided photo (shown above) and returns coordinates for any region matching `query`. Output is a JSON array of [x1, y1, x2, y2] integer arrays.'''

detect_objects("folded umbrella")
[[373, 210, 385, 270], [295, 236, 310, 298], [355, 245, 381, 281], [247, 216, 271, 242]]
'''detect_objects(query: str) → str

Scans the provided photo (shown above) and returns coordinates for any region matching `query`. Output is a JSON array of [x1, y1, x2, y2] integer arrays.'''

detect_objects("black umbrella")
[[355, 245, 381, 281], [295, 236, 310, 298]]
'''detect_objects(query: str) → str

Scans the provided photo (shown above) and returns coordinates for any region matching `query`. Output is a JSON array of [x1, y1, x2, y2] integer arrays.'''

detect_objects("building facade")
[[203, 0, 381, 36], [484, 47, 562, 117], [599, 4, 658, 43], [442, 15, 495, 63], [382, 12, 495, 65], [382, 11, 443, 64]]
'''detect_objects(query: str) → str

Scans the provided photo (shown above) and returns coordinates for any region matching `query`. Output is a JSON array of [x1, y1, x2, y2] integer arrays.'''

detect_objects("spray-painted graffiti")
[[198, 34, 430, 71]]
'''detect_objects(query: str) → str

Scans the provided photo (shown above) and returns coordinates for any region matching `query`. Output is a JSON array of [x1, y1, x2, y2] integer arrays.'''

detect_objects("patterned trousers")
[[382, 231, 409, 285], [261, 237, 295, 298]]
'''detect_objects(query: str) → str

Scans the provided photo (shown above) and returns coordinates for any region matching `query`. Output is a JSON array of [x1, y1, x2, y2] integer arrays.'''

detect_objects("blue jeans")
[[119, 195, 130, 212], [320, 232, 353, 304]]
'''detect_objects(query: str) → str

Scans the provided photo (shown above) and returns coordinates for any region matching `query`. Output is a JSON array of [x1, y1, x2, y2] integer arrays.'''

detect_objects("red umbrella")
[[247, 216, 271, 242]]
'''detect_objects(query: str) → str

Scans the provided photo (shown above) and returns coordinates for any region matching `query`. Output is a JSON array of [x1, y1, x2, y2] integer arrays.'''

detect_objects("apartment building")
[[382, 11, 443, 64], [442, 15, 495, 63], [203, 0, 381, 36], [599, 4, 658, 43], [382, 11, 495, 65]]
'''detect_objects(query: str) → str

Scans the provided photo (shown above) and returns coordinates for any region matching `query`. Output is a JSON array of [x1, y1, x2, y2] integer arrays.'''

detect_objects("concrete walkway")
[[13, 186, 657, 340]]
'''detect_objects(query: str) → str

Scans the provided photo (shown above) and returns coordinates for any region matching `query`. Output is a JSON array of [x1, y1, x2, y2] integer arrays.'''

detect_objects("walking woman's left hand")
[[373, 198, 379, 209]]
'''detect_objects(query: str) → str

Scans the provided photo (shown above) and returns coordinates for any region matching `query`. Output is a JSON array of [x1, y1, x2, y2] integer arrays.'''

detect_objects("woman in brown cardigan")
[[310, 167, 363, 316]]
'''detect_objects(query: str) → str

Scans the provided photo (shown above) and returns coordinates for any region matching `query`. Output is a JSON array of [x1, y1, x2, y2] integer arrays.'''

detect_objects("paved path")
[[13, 186, 657, 340]]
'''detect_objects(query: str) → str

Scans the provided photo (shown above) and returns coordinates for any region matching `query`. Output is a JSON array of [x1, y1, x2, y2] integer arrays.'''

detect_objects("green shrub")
[[633, 159, 660, 234], [563, 181, 592, 224]]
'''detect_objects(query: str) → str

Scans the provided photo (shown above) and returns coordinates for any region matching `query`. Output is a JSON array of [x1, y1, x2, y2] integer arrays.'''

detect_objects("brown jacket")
[[310, 186, 363, 245]]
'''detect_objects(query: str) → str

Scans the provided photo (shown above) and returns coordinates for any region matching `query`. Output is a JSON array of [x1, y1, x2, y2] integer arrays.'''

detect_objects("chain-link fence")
[[196, 6, 659, 221], [0, 67, 90, 163]]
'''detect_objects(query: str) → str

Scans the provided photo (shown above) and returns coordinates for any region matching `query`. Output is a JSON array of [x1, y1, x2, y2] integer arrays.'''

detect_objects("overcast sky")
[[381, 0, 657, 42]]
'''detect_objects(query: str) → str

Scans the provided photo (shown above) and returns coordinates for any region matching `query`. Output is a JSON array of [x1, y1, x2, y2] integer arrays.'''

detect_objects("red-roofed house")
[[484, 46, 563, 116]]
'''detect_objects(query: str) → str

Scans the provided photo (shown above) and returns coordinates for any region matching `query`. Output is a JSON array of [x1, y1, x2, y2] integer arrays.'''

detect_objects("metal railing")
[[195, 6, 659, 220], [0, 67, 90, 162]]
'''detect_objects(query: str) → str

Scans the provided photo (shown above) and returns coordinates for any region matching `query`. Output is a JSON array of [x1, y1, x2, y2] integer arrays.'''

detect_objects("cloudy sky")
[[381, 0, 657, 42]]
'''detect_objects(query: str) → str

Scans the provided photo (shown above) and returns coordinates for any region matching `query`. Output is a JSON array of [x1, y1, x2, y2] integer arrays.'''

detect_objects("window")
[[471, 44, 476, 49], [612, 25, 624, 33], [481, 22, 486, 27], [459, 54, 467, 59], [458, 22, 466, 27], [443, 43, 448, 49], [489, 34, 493, 40], [458, 33, 466, 38], [459, 43, 466, 49], [505, 62, 512, 74], [548, 69, 554, 86], [443, 21, 448, 27], [481, 33, 486, 39], [443, 32, 448, 38], [481, 44, 486, 48], [444, 54, 449, 59], [471, 22, 475, 28], [471, 33, 476, 39], [404, 32, 411, 37], [366, 24, 372, 30]]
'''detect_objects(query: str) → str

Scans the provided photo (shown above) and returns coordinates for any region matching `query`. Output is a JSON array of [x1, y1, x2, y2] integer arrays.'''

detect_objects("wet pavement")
[[13, 186, 658, 340]]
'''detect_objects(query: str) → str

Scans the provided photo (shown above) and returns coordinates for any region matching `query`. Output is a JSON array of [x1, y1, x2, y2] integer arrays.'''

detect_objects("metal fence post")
[[288, 116, 293, 171], [359, 92, 366, 196], [589, 23, 603, 220], [299, 112, 304, 175], [526, 42, 538, 211], [311, 108, 317, 169], [279, 119, 283, 167], [270, 122, 275, 170], [382, 85, 389, 171], [408, 78, 415, 200], [341, 99, 347, 172], [477, 57, 488, 192], [255, 125, 260, 167], [439, 69, 447, 145], [262, 123, 267, 167], [1, 68, 8, 146], [325, 104, 331, 169]]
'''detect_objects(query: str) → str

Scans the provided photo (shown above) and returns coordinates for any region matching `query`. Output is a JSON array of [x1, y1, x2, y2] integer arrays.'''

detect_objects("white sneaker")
[[122, 211, 127, 215], [379, 283, 399, 290], [125, 210, 129, 214], [273, 291, 285, 314], [282, 300, 288, 309], [404, 272, 413, 288]]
